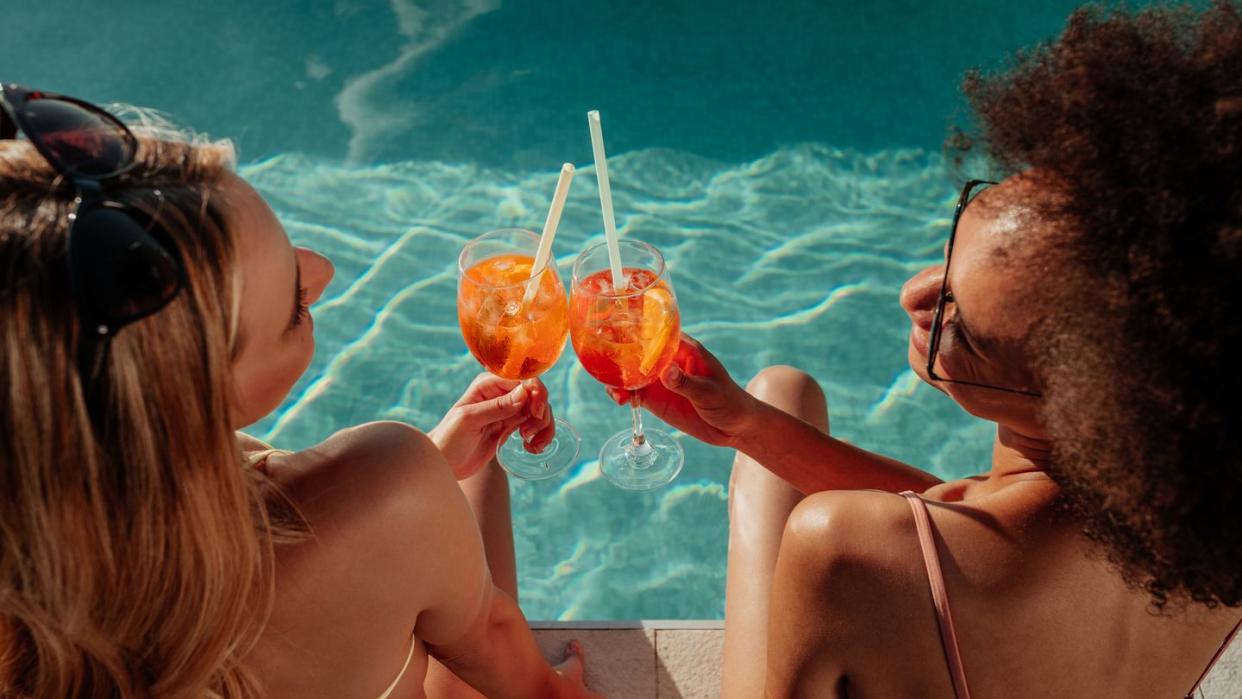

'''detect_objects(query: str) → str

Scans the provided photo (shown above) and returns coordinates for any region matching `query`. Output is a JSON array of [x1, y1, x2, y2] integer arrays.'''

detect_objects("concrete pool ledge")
[[532, 620, 1242, 698], [532, 621, 724, 698]]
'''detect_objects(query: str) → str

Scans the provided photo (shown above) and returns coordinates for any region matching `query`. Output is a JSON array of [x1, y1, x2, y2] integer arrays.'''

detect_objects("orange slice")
[[502, 261, 534, 285], [495, 330, 519, 378], [639, 286, 677, 375]]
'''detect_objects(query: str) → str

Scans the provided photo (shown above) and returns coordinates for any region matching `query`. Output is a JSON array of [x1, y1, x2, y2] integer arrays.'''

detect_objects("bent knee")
[[745, 365, 828, 432]]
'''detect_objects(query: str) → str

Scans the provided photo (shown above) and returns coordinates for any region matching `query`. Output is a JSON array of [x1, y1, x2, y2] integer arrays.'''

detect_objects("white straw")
[[587, 110, 626, 290], [522, 162, 575, 308]]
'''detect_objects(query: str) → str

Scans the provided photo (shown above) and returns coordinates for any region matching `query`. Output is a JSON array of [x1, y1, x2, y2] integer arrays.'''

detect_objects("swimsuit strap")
[[901, 491, 972, 699], [1187, 614, 1242, 698], [376, 635, 417, 699], [244, 448, 291, 473]]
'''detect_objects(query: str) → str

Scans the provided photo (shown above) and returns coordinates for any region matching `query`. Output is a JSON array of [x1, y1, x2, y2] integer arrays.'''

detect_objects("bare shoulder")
[[235, 430, 273, 453], [253, 422, 479, 691], [776, 486, 1040, 615], [779, 490, 931, 629], [767, 484, 1078, 696], [781, 489, 920, 579], [266, 422, 468, 592], [268, 420, 450, 517], [766, 490, 929, 692]]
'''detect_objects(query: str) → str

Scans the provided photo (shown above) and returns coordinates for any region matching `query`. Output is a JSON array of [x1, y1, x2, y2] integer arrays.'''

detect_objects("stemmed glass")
[[570, 239, 684, 490], [457, 228, 580, 479]]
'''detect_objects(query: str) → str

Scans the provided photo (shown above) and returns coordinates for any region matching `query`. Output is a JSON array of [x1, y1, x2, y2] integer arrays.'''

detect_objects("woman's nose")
[[296, 247, 335, 304], [900, 265, 943, 326]]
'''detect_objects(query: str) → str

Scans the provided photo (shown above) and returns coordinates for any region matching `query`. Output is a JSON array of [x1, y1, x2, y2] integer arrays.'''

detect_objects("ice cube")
[[477, 291, 508, 326]]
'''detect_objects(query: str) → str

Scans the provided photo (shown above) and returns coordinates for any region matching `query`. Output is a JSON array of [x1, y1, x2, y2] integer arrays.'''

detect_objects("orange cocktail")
[[457, 228, 578, 480], [570, 239, 684, 490], [570, 268, 679, 390], [459, 253, 568, 379]]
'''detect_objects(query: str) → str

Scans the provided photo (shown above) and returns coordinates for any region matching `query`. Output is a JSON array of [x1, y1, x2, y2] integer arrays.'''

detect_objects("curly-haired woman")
[[616, 2, 1242, 696], [0, 92, 596, 696]]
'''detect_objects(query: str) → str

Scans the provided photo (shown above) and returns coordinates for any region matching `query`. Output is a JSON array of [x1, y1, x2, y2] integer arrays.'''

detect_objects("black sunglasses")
[[926, 178, 1042, 398], [0, 83, 185, 385]]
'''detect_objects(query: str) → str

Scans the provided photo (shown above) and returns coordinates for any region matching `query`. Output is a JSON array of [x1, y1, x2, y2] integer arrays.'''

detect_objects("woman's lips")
[[910, 323, 930, 356], [908, 309, 934, 333]]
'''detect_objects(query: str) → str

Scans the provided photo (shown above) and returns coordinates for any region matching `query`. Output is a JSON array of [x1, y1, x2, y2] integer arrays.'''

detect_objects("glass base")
[[599, 428, 684, 491], [497, 417, 580, 480]]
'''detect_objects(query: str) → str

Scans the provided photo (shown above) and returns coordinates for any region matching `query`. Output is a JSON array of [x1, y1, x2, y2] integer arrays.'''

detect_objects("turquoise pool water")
[[6, 0, 1093, 619]]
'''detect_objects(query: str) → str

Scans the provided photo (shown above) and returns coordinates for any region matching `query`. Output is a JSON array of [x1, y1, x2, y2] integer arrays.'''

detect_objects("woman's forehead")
[[951, 177, 1053, 340], [956, 177, 1045, 258]]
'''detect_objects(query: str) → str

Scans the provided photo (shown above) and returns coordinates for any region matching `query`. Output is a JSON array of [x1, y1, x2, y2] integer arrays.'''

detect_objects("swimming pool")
[[6, 0, 1093, 620]]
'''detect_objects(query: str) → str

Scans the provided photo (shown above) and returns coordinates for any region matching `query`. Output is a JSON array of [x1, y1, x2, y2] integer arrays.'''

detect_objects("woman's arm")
[[763, 491, 916, 697], [406, 430, 588, 698], [424, 584, 581, 698], [619, 334, 941, 494], [253, 422, 592, 698], [732, 400, 940, 494]]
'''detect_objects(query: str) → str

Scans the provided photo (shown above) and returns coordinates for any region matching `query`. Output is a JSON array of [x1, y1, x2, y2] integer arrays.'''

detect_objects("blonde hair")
[[0, 121, 289, 696]]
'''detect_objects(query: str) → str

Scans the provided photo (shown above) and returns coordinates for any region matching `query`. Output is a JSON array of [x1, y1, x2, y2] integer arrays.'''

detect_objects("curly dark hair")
[[955, 1, 1242, 609]]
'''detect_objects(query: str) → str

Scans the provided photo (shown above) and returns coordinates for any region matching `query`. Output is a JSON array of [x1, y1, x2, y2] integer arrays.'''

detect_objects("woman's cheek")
[[232, 334, 316, 427]]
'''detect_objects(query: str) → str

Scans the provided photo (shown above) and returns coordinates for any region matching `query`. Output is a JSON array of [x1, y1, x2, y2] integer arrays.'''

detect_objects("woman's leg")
[[721, 365, 828, 699], [424, 458, 517, 698], [457, 458, 519, 597]]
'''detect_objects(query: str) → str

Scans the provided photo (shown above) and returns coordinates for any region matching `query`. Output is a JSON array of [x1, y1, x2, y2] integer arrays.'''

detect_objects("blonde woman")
[[0, 84, 594, 698]]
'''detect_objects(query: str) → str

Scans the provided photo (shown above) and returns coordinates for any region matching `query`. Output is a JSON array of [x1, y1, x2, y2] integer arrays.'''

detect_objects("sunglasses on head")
[[0, 83, 185, 385]]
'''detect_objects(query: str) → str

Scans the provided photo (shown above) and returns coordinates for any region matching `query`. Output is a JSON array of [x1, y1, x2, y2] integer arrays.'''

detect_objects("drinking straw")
[[587, 110, 626, 290], [522, 162, 576, 308]]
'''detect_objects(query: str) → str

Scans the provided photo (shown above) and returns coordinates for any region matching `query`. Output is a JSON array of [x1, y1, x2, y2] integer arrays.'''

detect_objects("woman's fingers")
[[491, 411, 529, 444], [673, 332, 727, 377], [467, 371, 519, 395], [523, 378, 549, 421], [605, 386, 630, 405], [524, 419, 556, 453], [519, 398, 555, 448], [462, 383, 528, 424], [659, 360, 719, 403]]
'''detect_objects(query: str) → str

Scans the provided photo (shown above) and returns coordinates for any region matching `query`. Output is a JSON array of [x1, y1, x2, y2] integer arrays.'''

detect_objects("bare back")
[[769, 478, 1242, 697], [242, 423, 490, 699]]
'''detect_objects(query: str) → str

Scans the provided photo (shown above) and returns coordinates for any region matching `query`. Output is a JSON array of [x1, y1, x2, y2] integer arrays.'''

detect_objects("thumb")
[[660, 362, 716, 402], [462, 383, 528, 424]]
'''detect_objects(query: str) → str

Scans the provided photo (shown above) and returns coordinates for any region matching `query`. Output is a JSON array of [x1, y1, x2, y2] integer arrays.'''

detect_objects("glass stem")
[[630, 391, 646, 447]]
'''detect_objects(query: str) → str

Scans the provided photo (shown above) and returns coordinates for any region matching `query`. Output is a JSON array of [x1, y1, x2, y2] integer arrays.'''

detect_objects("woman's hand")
[[605, 333, 760, 448], [431, 373, 555, 479]]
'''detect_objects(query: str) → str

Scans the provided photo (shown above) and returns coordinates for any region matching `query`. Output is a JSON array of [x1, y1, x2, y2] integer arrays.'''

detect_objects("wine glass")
[[570, 239, 684, 490], [457, 228, 580, 479]]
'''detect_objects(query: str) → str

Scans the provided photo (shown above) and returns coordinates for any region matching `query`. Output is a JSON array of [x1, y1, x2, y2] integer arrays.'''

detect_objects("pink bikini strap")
[[1187, 614, 1242, 698], [902, 491, 972, 699]]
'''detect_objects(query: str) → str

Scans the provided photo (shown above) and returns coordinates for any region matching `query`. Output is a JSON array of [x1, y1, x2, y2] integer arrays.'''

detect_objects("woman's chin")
[[908, 330, 929, 367], [906, 341, 950, 395]]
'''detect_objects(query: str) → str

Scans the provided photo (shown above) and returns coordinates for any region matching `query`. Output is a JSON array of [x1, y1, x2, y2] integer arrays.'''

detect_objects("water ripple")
[[241, 144, 995, 619]]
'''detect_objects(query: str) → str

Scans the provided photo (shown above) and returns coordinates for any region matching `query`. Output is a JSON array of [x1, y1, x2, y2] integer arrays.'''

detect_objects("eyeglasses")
[[926, 179, 1042, 397], [0, 83, 184, 385]]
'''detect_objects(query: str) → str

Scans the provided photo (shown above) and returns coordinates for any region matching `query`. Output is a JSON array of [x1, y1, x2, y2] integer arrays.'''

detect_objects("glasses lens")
[[0, 108, 15, 140], [23, 97, 133, 177], [71, 206, 181, 322]]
